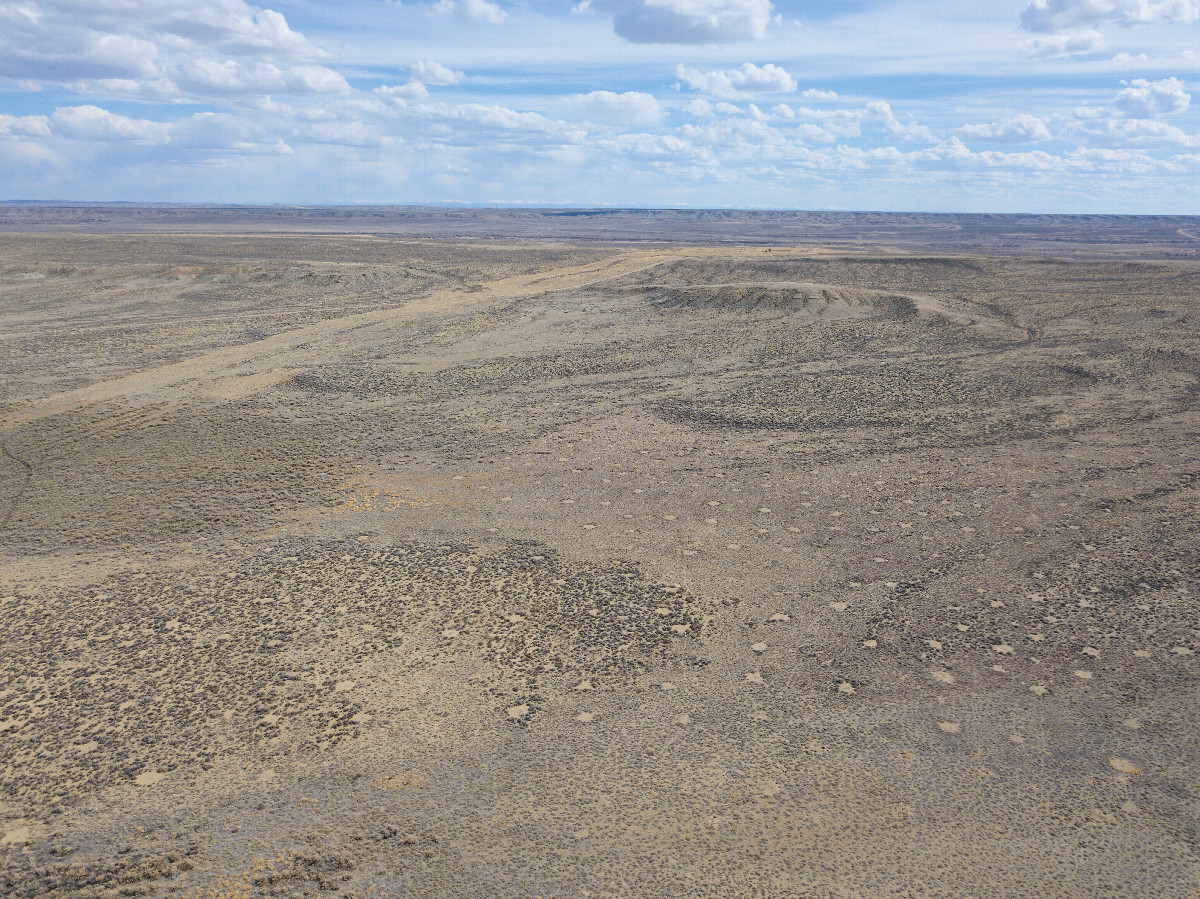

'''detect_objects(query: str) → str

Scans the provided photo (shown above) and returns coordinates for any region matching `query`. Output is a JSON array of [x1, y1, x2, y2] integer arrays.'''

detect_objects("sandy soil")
[[1, 221, 1198, 897]]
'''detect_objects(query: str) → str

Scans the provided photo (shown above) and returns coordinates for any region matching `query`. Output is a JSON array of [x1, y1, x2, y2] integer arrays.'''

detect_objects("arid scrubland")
[[1, 213, 1198, 897]]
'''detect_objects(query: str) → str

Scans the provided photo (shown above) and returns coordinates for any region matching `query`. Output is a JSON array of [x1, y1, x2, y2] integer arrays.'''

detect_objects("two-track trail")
[[0, 248, 680, 432]]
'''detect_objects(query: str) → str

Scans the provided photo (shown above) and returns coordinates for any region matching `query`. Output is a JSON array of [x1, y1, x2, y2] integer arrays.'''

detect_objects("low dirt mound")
[[634, 281, 918, 318]]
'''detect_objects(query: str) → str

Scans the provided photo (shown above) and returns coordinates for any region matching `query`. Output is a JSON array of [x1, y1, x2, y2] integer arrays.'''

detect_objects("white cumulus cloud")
[[592, 0, 773, 44], [675, 63, 796, 98], [50, 105, 170, 143], [0, 113, 52, 138], [0, 0, 347, 99], [864, 100, 934, 142], [1114, 77, 1190, 117], [412, 61, 465, 85], [1021, 0, 1200, 32], [571, 91, 663, 127], [912, 136, 972, 164], [375, 82, 430, 101], [957, 114, 1052, 143], [1019, 0, 1200, 56], [1065, 115, 1194, 144], [1064, 79, 1194, 145], [1020, 28, 1106, 56], [432, 0, 507, 24]]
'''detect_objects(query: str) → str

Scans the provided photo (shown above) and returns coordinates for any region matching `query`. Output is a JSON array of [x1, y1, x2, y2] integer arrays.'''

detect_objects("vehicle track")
[[0, 249, 684, 430], [0, 440, 32, 532]]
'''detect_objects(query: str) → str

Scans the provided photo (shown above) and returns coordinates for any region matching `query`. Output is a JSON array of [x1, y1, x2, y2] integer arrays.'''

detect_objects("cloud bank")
[[0, 0, 1197, 211], [0, 0, 348, 99]]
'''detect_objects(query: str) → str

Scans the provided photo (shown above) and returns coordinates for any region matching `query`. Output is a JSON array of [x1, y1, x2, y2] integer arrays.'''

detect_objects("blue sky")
[[1, 0, 1199, 211]]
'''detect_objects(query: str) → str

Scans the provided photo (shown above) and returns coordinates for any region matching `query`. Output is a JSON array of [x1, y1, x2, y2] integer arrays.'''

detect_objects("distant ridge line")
[[0, 204, 1197, 256]]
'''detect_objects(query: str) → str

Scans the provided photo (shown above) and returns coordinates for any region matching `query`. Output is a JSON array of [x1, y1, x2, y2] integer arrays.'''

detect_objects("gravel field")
[[1, 213, 1198, 897]]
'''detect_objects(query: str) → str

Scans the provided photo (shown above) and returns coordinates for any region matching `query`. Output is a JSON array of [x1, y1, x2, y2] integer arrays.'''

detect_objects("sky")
[[1, 0, 1199, 211]]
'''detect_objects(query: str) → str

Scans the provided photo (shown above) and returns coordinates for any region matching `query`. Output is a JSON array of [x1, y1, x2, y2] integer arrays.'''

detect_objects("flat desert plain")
[[1, 210, 1199, 897]]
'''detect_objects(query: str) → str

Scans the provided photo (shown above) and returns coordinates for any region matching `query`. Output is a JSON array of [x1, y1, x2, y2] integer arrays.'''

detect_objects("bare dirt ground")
[[1, 213, 1199, 897]]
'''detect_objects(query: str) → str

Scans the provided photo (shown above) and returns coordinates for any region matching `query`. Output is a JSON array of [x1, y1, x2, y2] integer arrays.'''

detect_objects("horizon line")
[[2, 201, 1198, 219]]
